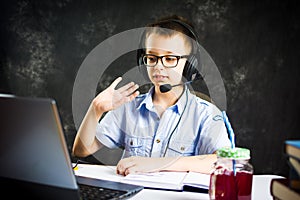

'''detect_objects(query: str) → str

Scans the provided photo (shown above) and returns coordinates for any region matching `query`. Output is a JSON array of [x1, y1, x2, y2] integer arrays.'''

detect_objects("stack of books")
[[270, 140, 300, 199]]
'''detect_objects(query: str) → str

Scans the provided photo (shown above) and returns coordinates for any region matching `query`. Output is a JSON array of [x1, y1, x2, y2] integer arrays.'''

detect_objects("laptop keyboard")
[[79, 183, 128, 200]]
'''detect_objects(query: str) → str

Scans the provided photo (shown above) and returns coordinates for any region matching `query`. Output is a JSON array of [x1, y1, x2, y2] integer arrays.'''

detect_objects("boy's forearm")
[[72, 104, 103, 157], [162, 154, 217, 174]]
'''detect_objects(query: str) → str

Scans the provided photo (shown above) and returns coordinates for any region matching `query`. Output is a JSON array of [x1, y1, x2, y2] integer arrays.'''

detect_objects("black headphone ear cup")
[[183, 55, 199, 81], [137, 48, 143, 66]]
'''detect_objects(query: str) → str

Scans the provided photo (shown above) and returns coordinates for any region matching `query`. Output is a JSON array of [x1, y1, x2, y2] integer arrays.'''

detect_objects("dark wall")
[[1, 0, 299, 177]]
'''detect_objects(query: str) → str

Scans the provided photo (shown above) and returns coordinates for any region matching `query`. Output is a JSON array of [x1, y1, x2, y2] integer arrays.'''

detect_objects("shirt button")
[[156, 139, 161, 143], [180, 146, 185, 151]]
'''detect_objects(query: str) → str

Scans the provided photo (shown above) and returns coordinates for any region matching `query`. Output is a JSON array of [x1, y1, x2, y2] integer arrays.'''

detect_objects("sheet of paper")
[[73, 164, 123, 182]]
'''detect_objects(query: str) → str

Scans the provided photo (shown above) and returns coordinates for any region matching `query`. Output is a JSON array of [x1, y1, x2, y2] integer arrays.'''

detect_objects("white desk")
[[74, 164, 284, 200]]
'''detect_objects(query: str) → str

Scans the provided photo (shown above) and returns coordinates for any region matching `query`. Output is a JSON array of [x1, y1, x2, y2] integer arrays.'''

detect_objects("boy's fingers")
[[110, 77, 123, 89], [118, 81, 137, 93], [123, 84, 139, 96]]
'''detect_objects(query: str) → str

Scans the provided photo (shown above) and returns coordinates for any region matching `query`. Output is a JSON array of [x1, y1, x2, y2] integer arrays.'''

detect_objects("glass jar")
[[209, 147, 253, 200]]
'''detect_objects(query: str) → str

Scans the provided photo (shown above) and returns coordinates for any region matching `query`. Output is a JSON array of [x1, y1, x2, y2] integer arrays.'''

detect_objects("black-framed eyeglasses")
[[142, 54, 189, 68]]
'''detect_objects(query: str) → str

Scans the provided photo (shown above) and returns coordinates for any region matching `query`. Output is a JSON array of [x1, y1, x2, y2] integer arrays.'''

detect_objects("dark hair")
[[147, 15, 196, 39], [141, 15, 198, 54]]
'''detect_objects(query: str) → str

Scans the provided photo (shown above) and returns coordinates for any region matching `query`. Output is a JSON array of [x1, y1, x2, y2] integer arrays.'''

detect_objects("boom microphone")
[[159, 81, 193, 93]]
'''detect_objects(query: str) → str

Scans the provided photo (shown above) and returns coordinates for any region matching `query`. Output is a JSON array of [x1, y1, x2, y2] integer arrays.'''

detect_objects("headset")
[[137, 18, 202, 83]]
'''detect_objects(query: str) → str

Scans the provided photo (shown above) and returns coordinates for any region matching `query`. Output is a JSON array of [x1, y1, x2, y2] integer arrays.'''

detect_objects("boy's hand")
[[92, 77, 139, 118]]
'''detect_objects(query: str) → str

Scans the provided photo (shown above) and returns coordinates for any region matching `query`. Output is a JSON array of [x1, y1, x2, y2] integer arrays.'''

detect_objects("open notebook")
[[0, 94, 143, 199], [74, 164, 210, 193]]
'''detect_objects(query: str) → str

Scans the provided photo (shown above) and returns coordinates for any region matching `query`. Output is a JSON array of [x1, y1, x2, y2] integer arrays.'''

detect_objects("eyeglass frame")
[[142, 54, 190, 68]]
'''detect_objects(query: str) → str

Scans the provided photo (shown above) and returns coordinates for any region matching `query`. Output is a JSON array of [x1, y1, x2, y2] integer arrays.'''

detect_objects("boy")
[[72, 15, 231, 176]]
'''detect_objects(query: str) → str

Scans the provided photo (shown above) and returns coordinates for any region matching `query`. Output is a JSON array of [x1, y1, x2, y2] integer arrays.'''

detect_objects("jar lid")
[[217, 147, 250, 159]]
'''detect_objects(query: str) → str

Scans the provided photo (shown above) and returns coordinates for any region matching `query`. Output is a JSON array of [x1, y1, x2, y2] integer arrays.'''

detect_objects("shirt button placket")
[[151, 137, 162, 157]]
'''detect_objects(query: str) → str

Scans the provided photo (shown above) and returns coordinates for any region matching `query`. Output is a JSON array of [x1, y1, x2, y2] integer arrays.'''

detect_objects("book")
[[289, 157, 300, 177], [122, 171, 210, 192], [73, 164, 210, 193], [285, 140, 300, 160], [285, 140, 300, 191], [288, 157, 300, 191], [270, 178, 300, 200]]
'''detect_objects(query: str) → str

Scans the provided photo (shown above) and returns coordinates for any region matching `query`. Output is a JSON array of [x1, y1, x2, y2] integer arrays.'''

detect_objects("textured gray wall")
[[1, 0, 299, 177]]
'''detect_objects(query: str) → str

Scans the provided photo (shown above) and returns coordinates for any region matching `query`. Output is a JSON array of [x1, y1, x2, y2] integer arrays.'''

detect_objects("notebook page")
[[122, 171, 188, 190]]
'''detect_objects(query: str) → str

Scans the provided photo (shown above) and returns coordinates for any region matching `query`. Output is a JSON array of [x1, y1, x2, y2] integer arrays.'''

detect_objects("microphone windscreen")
[[159, 84, 172, 93]]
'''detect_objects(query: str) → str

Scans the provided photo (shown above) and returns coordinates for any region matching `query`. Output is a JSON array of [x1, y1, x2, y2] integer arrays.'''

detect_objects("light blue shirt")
[[96, 86, 231, 158]]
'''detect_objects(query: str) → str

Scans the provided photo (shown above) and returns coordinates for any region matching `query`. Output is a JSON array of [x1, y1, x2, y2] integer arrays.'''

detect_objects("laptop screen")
[[0, 94, 78, 189]]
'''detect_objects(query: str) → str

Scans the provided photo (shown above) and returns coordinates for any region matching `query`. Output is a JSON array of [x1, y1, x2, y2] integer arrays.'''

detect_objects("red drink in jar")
[[209, 147, 253, 200]]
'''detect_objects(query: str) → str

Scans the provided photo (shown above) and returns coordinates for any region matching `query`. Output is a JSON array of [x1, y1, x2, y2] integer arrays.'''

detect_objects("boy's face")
[[145, 33, 191, 88]]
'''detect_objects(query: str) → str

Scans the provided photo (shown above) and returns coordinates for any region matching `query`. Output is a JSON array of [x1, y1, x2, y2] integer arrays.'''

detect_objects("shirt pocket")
[[123, 135, 150, 158], [165, 140, 195, 157]]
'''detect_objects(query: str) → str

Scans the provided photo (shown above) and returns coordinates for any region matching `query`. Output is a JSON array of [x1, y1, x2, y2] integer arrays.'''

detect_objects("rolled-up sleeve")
[[95, 107, 125, 149], [196, 103, 231, 154]]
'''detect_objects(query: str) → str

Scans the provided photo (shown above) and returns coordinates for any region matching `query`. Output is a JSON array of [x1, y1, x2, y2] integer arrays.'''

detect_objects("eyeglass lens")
[[143, 55, 179, 67]]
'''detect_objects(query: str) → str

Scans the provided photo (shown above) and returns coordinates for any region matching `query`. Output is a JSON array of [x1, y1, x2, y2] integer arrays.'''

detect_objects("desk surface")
[[74, 164, 284, 200]]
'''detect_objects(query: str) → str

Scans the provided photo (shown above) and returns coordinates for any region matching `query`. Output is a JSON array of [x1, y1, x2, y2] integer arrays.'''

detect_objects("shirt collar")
[[137, 86, 155, 111], [137, 85, 190, 115]]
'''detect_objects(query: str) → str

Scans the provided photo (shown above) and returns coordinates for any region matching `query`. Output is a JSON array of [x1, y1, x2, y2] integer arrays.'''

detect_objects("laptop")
[[0, 94, 143, 199]]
